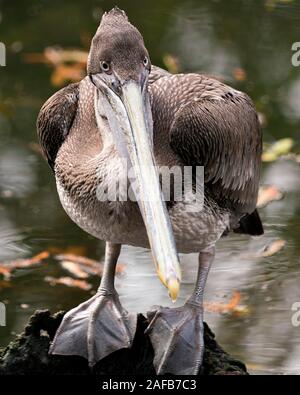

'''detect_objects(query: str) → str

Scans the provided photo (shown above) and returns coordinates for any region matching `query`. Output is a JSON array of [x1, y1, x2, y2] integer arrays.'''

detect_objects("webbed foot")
[[49, 290, 137, 366], [146, 302, 204, 375]]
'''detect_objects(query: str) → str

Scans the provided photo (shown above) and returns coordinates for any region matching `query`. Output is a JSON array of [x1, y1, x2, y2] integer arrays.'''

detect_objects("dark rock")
[[0, 309, 248, 375]]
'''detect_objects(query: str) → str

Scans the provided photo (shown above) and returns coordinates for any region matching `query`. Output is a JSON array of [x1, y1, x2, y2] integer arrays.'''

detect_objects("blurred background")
[[0, 0, 300, 374]]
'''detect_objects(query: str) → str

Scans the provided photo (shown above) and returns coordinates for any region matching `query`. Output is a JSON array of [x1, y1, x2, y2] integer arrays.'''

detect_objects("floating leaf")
[[0, 251, 49, 280], [262, 138, 294, 162], [60, 261, 89, 279], [17, 251, 49, 266], [204, 291, 249, 316], [51, 63, 85, 86], [23, 47, 88, 87], [260, 239, 286, 257], [257, 185, 284, 208], [233, 67, 247, 82], [55, 253, 125, 277], [0, 267, 11, 280], [45, 276, 92, 291], [55, 253, 100, 267], [23, 47, 88, 66], [162, 53, 181, 74]]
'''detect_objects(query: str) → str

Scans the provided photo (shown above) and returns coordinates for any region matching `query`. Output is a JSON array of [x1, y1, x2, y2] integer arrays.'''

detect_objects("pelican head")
[[87, 7, 181, 301]]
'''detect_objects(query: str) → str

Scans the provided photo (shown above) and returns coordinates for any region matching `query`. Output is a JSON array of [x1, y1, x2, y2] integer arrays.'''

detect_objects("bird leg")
[[146, 246, 215, 375], [49, 242, 137, 366]]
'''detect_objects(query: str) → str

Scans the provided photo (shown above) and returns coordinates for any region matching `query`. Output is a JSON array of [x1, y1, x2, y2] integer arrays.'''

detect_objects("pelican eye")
[[100, 61, 111, 73], [143, 57, 149, 67]]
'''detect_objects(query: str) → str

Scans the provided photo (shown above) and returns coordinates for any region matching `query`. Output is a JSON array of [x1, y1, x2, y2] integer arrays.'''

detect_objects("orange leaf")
[[0, 251, 49, 279], [260, 239, 286, 257], [233, 67, 247, 82], [51, 64, 85, 86], [162, 54, 181, 74], [55, 253, 125, 277], [60, 261, 89, 279], [0, 266, 12, 279], [257, 185, 283, 208], [204, 291, 249, 316], [45, 276, 92, 291]]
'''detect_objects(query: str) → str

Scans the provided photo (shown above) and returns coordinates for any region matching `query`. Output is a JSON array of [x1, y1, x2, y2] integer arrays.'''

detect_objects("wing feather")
[[37, 83, 79, 170], [149, 71, 262, 215]]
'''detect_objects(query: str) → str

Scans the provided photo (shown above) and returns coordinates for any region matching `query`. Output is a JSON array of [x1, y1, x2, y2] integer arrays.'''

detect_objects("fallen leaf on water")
[[45, 276, 92, 291], [48, 245, 88, 256], [55, 253, 100, 267], [61, 261, 89, 279], [259, 239, 286, 257], [162, 53, 181, 74], [44, 47, 88, 65], [257, 185, 284, 208], [23, 47, 88, 87], [233, 67, 247, 82], [0, 251, 49, 279], [23, 47, 88, 66], [55, 253, 125, 278], [0, 267, 12, 279], [20, 251, 49, 266], [262, 138, 294, 162], [204, 291, 249, 316], [51, 63, 85, 86]]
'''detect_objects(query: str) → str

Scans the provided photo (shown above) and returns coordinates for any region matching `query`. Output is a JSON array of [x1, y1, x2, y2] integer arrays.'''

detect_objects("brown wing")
[[149, 72, 262, 230], [37, 83, 79, 170]]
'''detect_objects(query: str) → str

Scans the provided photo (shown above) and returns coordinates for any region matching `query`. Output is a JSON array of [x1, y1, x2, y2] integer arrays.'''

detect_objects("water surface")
[[0, 0, 300, 375]]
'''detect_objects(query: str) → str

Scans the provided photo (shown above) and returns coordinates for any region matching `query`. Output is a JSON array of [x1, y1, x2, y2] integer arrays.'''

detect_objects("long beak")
[[93, 76, 181, 301], [121, 81, 181, 300]]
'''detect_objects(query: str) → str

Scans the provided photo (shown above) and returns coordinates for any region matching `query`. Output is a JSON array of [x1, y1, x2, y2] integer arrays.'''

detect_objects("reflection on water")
[[0, 147, 37, 198], [0, 0, 300, 375]]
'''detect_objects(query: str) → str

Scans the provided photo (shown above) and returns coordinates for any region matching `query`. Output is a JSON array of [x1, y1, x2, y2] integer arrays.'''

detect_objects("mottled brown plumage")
[[38, 66, 263, 233], [37, 7, 263, 375]]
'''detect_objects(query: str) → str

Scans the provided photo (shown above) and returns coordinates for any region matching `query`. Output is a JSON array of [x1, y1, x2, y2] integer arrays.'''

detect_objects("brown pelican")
[[37, 7, 263, 375]]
